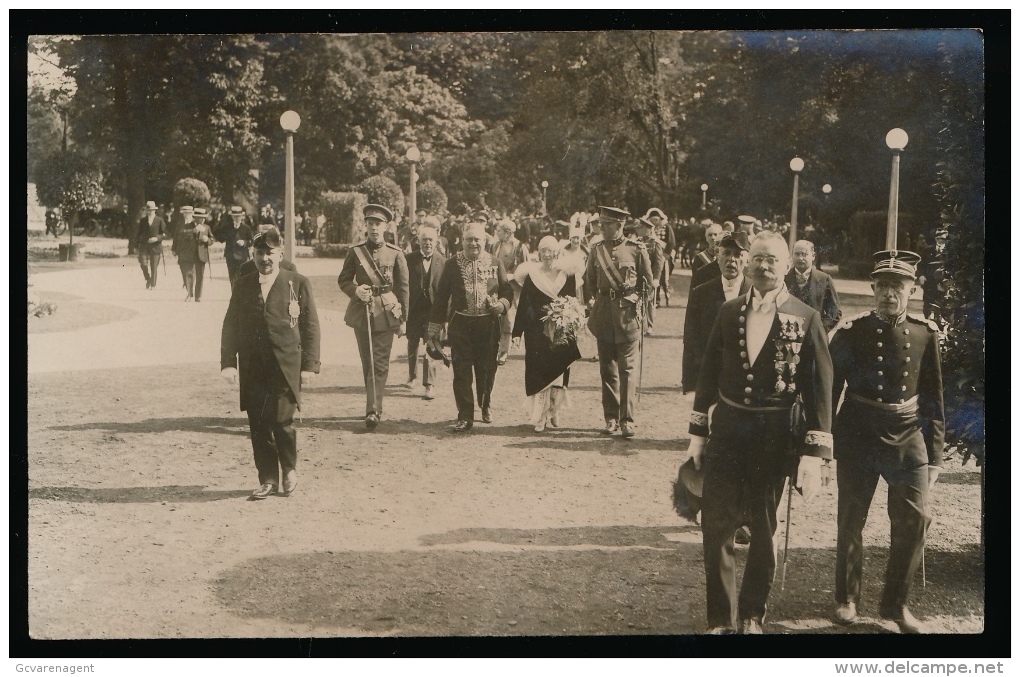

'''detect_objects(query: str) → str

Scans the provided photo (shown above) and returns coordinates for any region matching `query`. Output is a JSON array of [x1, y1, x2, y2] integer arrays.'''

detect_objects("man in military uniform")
[[337, 204, 410, 430], [687, 231, 833, 634], [633, 216, 665, 337], [428, 219, 513, 432], [136, 200, 167, 290], [644, 208, 675, 306], [830, 250, 944, 634], [690, 222, 726, 290], [219, 206, 254, 284], [785, 239, 843, 332], [220, 227, 320, 499], [582, 206, 653, 438]]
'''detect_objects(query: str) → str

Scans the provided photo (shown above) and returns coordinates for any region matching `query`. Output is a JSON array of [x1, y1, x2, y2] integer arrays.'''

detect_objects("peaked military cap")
[[363, 204, 394, 223], [253, 225, 283, 250], [870, 249, 921, 279], [471, 210, 492, 224], [718, 230, 751, 252], [737, 214, 756, 225], [597, 206, 630, 223], [636, 216, 655, 230]]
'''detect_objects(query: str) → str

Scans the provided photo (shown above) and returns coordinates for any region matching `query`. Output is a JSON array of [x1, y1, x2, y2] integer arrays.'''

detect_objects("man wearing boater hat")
[[219, 206, 255, 284], [220, 226, 320, 499], [829, 249, 944, 634], [338, 204, 410, 430], [137, 200, 167, 290], [582, 206, 653, 438]]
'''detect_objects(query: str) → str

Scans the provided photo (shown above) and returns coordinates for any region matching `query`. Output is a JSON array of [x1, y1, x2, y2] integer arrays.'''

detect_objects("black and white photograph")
[[21, 15, 992, 658]]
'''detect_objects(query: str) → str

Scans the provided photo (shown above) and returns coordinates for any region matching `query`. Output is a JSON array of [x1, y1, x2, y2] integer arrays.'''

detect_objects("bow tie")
[[795, 271, 810, 284], [751, 295, 775, 313]]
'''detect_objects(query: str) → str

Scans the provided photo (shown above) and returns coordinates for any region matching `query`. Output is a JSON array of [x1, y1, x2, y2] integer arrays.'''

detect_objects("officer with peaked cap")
[[338, 204, 410, 430], [633, 216, 665, 336], [582, 206, 653, 438], [830, 249, 944, 634]]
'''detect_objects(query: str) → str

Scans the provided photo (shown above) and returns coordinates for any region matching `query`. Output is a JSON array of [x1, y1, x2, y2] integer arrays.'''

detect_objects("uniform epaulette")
[[828, 310, 871, 339], [631, 239, 647, 250], [908, 313, 940, 331], [384, 242, 403, 251]]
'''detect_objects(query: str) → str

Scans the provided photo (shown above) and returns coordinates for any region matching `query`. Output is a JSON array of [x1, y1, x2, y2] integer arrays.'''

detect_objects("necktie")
[[751, 294, 775, 313]]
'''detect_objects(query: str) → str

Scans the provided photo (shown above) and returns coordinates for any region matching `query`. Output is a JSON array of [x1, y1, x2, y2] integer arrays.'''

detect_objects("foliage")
[[311, 243, 353, 259], [356, 176, 404, 220], [416, 179, 448, 215], [319, 191, 367, 244], [28, 298, 59, 318], [173, 178, 211, 209], [35, 149, 103, 214]]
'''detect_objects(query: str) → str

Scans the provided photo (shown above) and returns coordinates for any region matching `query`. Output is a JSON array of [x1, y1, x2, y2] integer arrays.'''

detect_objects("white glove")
[[511, 336, 523, 352], [688, 435, 707, 470], [355, 284, 373, 303], [300, 371, 315, 386], [796, 455, 823, 502], [220, 367, 238, 385]]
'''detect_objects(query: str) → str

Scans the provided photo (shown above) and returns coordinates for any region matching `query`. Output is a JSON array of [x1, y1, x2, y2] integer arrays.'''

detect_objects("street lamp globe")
[[822, 184, 832, 195], [280, 110, 301, 133], [406, 145, 421, 163], [789, 157, 804, 173], [541, 180, 549, 189], [700, 183, 708, 192], [885, 128, 909, 151]]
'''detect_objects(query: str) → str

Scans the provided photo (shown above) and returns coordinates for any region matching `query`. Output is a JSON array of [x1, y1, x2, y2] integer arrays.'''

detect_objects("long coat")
[[681, 275, 753, 393], [136, 215, 167, 254], [405, 250, 447, 339], [220, 268, 321, 411], [784, 267, 842, 333]]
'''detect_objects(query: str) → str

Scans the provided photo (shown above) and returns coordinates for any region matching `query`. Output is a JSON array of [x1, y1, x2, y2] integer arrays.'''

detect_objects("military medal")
[[288, 281, 300, 328]]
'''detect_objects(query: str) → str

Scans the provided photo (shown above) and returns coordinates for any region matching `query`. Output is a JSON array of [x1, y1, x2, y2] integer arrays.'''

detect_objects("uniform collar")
[[873, 309, 907, 326]]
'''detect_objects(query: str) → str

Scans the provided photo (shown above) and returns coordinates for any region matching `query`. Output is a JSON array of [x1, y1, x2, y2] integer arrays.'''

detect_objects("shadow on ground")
[[29, 484, 252, 503], [49, 416, 250, 436]]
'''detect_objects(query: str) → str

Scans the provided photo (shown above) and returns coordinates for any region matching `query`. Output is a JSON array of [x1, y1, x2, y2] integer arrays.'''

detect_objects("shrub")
[[173, 178, 211, 209], [319, 191, 368, 244], [417, 179, 448, 215], [312, 243, 353, 259], [35, 149, 103, 214], [356, 175, 404, 221]]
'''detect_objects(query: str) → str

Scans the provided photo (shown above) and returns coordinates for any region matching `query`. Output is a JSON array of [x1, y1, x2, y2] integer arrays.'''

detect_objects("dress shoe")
[[740, 618, 763, 635], [404, 378, 417, 390], [643, 330, 654, 337], [734, 526, 751, 545], [534, 420, 546, 433], [423, 385, 435, 400], [880, 606, 924, 634], [833, 602, 857, 625], [621, 422, 636, 438], [365, 412, 379, 430], [251, 483, 276, 500], [195, 298, 201, 302], [706, 626, 736, 635], [281, 470, 298, 496], [496, 352, 508, 366], [481, 408, 492, 423], [452, 419, 473, 432], [602, 419, 620, 435]]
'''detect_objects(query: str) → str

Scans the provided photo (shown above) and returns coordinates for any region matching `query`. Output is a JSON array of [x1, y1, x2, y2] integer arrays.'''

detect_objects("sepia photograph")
[[21, 14, 991, 656]]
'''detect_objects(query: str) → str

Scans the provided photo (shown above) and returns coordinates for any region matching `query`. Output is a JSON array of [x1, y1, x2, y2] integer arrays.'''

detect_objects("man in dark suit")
[[218, 206, 254, 284], [687, 231, 833, 634], [829, 250, 944, 634], [338, 204, 410, 430], [785, 240, 842, 332], [404, 225, 447, 400], [136, 200, 167, 290], [237, 225, 299, 279], [220, 227, 320, 500], [681, 231, 752, 394], [689, 222, 726, 290]]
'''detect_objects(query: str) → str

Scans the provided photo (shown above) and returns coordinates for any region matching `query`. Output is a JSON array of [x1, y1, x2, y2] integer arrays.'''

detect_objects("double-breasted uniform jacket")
[[829, 311, 945, 467], [681, 275, 753, 394], [338, 241, 410, 333], [784, 267, 842, 333], [581, 236, 654, 343], [689, 287, 834, 459], [428, 252, 513, 331], [690, 253, 722, 290], [136, 214, 167, 254], [220, 268, 321, 411], [405, 249, 447, 338]]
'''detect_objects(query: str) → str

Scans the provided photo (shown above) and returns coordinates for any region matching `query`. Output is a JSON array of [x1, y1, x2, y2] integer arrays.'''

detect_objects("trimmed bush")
[[173, 178, 211, 209], [312, 243, 353, 259], [356, 175, 404, 221], [417, 179, 448, 215], [320, 191, 368, 244]]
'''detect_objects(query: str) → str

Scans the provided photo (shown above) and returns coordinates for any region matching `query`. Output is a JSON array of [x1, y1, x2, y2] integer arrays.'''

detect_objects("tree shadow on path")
[[29, 484, 252, 503]]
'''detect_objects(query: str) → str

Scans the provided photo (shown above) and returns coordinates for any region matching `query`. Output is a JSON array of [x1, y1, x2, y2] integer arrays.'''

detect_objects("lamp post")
[[280, 110, 301, 261], [406, 146, 420, 230], [788, 157, 804, 249], [700, 183, 708, 210], [885, 128, 908, 249], [541, 180, 549, 215]]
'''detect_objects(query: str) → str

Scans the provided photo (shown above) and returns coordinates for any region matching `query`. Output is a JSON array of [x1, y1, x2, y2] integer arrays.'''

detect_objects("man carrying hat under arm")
[[829, 249, 944, 634]]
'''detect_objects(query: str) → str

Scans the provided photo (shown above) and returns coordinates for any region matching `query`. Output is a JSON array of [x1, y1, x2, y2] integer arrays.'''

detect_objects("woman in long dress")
[[511, 236, 584, 432]]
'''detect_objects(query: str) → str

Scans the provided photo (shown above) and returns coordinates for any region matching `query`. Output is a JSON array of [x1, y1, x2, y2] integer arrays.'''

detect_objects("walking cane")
[[781, 476, 794, 590], [365, 300, 376, 414], [637, 289, 646, 404]]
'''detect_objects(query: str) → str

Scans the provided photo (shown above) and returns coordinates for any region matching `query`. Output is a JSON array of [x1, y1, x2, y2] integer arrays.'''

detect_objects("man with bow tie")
[[687, 230, 833, 634], [220, 226, 321, 500], [338, 204, 410, 430], [785, 240, 842, 332], [405, 225, 447, 400]]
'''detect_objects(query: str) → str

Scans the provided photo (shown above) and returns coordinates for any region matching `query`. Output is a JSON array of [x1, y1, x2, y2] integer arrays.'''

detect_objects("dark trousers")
[[701, 403, 792, 628], [179, 261, 206, 299], [448, 314, 499, 421], [835, 451, 930, 612], [355, 327, 396, 415], [139, 250, 161, 287], [245, 380, 298, 487], [596, 336, 639, 424], [407, 332, 436, 386]]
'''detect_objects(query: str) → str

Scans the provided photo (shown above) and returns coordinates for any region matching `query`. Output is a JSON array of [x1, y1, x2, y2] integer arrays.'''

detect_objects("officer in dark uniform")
[[687, 231, 833, 634], [582, 206, 653, 438], [634, 216, 665, 337], [337, 204, 410, 430], [830, 249, 944, 634]]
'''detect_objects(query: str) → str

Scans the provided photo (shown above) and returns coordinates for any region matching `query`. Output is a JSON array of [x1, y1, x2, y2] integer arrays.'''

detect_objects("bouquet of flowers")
[[540, 296, 587, 346]]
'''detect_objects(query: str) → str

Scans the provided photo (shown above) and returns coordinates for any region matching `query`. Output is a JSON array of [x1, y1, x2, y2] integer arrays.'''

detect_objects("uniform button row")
[[745, 386, 753, 394]]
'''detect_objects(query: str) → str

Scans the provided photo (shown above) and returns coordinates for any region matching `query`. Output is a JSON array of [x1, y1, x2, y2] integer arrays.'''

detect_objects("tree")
[[417, 179, 448, 214], [356, 175, 404, 220], [35, 148, 103, 246]]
